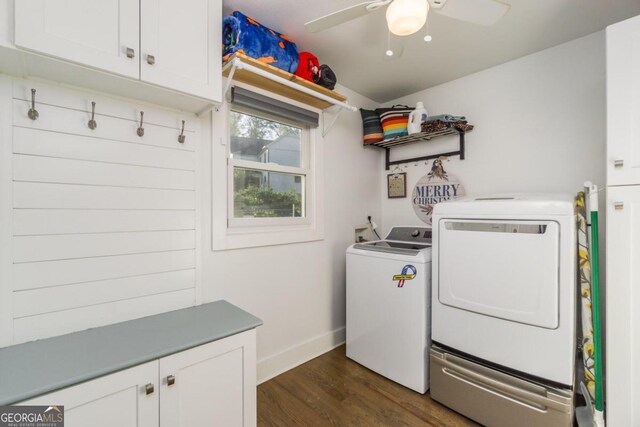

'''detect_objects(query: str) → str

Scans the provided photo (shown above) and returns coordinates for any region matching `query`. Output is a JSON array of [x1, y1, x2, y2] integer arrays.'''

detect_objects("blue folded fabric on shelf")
[[425, 114, 466, 122], [222, 11, 299, 74]]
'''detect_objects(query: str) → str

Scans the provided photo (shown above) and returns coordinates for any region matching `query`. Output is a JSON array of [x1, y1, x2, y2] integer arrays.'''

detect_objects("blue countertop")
[[0, 300, 262, 405]]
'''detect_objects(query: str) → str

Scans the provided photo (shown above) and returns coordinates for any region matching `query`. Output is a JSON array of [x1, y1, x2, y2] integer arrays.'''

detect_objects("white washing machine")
[[430, 194, 576, 426], [346, 226, 432, 394]]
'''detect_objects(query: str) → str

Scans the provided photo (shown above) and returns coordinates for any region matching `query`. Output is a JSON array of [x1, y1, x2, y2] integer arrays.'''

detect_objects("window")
[[211, 84, 324, 250], [228, 107, 311, 227]]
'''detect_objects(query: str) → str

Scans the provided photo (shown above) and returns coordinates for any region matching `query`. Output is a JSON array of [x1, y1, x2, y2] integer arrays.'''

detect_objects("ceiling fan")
[[305, 0, 510, 36]]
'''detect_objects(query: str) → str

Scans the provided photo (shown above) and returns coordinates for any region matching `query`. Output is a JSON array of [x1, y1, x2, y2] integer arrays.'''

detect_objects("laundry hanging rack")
[[368, 127, 470, 170]]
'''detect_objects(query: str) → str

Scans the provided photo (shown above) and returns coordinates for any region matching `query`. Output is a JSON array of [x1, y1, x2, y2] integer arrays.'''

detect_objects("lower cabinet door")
[[159, 329, 257, 427], [19, 361, 159, 427], [606, 185, 640, 426]]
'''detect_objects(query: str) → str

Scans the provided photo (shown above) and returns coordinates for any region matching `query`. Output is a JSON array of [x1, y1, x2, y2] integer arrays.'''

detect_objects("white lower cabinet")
[[21, 361, 159, 427], [160, 331, 256, 427], [19, 330, 257, 427], [606, 186, 640, 426]]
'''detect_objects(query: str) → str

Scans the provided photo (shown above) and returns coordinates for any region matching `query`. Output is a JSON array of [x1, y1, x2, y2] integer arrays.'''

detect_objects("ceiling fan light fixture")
[[386, 0, 429, 36]]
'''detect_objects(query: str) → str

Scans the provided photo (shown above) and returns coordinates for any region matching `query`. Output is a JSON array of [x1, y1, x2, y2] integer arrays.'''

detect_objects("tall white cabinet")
[[606, 14, 640, 426]]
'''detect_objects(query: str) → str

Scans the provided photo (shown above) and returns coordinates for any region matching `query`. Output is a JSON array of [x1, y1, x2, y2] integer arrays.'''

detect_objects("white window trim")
[[227, 106, 311, 228], [211, 81, 324, 250]]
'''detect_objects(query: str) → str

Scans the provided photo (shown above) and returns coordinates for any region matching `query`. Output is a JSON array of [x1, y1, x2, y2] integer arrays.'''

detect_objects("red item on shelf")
[[295, 52, 320, 82]]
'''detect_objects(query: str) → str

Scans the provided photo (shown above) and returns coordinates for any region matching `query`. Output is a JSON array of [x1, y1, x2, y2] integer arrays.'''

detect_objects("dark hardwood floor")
[[258, 345, 479, 426]]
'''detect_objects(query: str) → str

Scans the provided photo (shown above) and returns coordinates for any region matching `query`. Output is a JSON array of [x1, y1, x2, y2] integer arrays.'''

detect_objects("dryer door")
[[438, 219, 560, 329]]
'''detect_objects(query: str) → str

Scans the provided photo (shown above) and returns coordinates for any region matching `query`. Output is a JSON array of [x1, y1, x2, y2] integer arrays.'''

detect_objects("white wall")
[[379, 31, 606, 234], [378, 31, 608, 386], [0, 76, 199, 347], [200, 84, 382, 382]]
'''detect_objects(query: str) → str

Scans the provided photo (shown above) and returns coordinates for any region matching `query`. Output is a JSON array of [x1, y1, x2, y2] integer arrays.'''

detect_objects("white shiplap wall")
[[1, 77, 200, 345]]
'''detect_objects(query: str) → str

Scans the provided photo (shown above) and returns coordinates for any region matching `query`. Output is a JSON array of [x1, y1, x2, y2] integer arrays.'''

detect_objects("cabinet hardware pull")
[[167, 375, 176, 386], [137, 111, 145, 137], [614, 202, 624, 210], [28, 89, 39, 121], [88, 101, 97, 130], [126, 47, 135, 59], [614, 159, 624, 168], [178, 120, 186, 143], [147, 54, 155, 65], [145, 383, 154, 395]]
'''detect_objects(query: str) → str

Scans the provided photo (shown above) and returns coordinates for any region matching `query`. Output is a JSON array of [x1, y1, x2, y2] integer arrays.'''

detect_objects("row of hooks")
[[388, 156, 451, 175], [27, 88, 187, 144]]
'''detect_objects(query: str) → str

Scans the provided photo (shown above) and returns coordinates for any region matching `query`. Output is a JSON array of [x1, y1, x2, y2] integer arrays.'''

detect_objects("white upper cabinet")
[[11, 0, 221, 103], [141, 0, 221, 100], [607, 14, 640, 186], [14, 0, 140, 79]]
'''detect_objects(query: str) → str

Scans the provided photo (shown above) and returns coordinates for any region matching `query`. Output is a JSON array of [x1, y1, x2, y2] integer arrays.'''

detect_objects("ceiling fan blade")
[[430, 0, 510, 26], [304, 0, 391, 33]]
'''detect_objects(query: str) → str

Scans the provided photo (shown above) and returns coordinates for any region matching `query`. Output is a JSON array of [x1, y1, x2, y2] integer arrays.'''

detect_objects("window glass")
[[233, 168, 304, 218], [229, 111, 302, 168]]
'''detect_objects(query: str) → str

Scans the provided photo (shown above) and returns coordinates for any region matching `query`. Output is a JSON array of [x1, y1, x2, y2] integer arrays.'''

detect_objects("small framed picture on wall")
[[387, 173, 407, 198]]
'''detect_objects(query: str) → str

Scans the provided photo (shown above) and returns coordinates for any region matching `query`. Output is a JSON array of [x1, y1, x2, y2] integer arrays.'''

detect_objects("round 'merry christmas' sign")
[[412, 158, 465, 225]]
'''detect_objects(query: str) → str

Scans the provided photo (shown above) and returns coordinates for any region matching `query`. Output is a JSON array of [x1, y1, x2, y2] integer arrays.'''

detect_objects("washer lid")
[[353, 240, 430, 256]]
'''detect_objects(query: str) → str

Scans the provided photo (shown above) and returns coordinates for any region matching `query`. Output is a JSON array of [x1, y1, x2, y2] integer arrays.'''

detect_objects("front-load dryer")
[[430, 194, 576, 426]]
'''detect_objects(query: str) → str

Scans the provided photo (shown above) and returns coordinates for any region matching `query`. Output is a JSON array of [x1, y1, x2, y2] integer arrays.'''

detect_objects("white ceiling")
[[223, 0, 640, 103]]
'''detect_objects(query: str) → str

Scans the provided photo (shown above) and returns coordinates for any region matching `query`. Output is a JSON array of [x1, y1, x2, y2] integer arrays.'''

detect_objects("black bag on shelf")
[[314, 64, 337, 90]]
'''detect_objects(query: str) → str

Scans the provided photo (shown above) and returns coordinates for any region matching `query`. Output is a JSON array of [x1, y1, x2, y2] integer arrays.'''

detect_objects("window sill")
[[212, 224, 324, 251]]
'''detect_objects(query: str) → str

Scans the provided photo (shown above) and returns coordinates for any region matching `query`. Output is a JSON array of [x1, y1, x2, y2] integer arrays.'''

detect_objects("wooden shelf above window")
[[222, 53, 349, 110]]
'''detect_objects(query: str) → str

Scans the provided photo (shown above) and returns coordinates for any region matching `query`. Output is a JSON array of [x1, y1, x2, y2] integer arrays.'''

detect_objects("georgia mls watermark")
[[0, 405, 64, 427]]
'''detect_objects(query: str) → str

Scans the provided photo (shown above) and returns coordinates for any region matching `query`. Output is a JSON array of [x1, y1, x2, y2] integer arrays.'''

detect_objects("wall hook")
[[88, 101, 97, 129], [28, 88, 39, 121], [178, 120, 186, 144], [137, 111, 145, 137]]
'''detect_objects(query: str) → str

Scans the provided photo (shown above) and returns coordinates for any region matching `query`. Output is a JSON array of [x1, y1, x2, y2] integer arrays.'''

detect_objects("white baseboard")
[[257, 327, 346, 384]]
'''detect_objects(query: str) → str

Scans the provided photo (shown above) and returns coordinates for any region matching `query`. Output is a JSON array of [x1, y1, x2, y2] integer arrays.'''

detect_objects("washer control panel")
[[385, 227, 432, 244]]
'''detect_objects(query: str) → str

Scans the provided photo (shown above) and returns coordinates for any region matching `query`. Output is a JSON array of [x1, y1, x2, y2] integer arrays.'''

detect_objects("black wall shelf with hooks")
[[366, 128, 469, 170]]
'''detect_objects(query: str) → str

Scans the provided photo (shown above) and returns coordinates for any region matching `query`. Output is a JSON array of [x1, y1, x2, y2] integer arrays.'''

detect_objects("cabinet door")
[[606, 186, 640, 426], [20, 361, 159, 427], [159, 329, 256, 427], [140, 0, 221, 101], [14, 0, 139, 78], [607, 15, 640, 186]]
